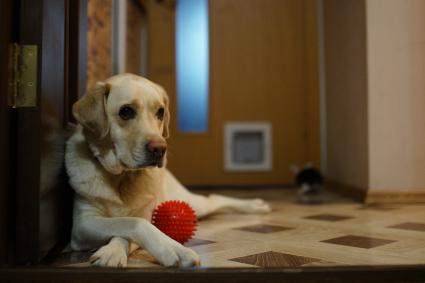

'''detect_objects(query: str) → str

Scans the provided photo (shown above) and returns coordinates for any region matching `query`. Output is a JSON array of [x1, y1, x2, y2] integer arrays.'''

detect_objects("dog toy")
[[151, 200, 197, 244]]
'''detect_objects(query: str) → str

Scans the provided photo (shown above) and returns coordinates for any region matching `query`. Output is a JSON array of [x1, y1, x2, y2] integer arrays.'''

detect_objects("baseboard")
[[326, 180, 425, 204], [366, 190, 425, 204], [325, 180, 368, 203], [186, 184, 294, 191], [186, 182, 425, 204]]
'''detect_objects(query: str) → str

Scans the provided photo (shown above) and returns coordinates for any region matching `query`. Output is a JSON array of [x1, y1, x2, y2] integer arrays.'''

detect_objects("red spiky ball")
[[151, 200, 197, 244]]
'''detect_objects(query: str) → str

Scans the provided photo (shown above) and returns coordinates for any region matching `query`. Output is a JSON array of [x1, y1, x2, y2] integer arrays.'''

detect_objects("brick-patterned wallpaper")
[[125, 0, 143, 74], [86, 0, 113, 89]]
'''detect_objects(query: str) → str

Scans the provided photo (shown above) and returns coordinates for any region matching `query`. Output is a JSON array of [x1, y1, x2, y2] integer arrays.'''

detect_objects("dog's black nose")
[[146, 139, 167, 158]]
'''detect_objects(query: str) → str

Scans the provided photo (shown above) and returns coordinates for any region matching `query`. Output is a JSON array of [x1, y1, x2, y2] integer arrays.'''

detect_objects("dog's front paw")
[[90, 243, 128, 268], [240, 198, 271, 214], [152, 238, 200, 267]]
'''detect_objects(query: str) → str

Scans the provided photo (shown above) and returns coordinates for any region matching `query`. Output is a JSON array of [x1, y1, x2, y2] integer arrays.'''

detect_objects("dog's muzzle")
[[144, 139, 167, 167]]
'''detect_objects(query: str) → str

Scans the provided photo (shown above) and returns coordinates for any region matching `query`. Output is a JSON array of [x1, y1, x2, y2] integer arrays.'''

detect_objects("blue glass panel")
[[176, 0, 209, 132]]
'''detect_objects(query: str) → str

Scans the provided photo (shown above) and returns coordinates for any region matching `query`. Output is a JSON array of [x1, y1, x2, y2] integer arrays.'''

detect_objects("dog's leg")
[[71, 215, 200, 267], [164, 170, 271, 218], [185, 193, 271, 218], [90, 238, 140, 268], [90, 237, 130, 267]]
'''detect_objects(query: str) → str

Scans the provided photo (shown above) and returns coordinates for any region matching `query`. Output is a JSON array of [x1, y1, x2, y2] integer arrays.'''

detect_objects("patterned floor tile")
[[229, 251, 322, 267], [304, 214, 354, 222], [185, 238, 216, 247], [358, 204, 399, 211], [388, 222, 425, 232], [235, 224, 293, 234], [321, 235, 396, 249], [48, 189, 425, 268]]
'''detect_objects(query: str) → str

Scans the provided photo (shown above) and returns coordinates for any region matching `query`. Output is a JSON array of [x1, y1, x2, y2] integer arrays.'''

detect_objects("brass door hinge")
[[8, 43, 38, 108]]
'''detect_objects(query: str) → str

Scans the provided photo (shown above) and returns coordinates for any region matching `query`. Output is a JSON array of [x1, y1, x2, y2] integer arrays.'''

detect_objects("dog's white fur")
[[65, 74, 270, 267]]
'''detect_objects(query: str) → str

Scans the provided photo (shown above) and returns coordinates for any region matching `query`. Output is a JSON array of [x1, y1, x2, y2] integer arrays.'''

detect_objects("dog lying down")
[[65, 74, 271, 267]]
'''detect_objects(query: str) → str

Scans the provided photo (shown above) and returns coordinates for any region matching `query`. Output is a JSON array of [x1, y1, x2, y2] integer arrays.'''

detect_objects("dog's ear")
[[154, 84, 170, 138], [72, 82, 111, 139], [162, 92, 170, 139]]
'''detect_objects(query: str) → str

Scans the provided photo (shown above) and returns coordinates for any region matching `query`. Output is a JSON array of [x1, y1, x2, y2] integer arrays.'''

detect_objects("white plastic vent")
[[224, 122, 272, 171]]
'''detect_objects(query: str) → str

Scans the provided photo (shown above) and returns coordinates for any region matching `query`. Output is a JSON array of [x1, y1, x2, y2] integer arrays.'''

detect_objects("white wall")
[[366, 0, 425, 192]]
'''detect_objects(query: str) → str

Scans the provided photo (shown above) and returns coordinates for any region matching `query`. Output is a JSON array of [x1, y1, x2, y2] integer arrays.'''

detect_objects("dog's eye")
[[156, 107, 165, 120], [119, 106, 136, 120]]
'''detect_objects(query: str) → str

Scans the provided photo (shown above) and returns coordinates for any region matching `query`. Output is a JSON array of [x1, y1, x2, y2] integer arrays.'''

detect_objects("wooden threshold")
[[1, 265, 425, 283]]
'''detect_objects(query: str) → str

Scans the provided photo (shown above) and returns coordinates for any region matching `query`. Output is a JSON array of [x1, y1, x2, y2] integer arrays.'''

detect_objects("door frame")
[[0, 0, 87, 264], [0, 0, 18, 265]]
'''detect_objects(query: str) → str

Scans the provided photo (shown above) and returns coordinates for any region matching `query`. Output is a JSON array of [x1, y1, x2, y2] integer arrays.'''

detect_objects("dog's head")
[[73, 74, 170, 174]]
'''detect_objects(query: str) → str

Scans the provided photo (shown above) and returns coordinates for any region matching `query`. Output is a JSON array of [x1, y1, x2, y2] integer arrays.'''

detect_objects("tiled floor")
[[57, 188, 425, 268]]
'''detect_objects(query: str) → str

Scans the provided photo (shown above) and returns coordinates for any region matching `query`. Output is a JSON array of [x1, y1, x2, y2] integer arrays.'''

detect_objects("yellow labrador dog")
[[65, 74, 270, 267]]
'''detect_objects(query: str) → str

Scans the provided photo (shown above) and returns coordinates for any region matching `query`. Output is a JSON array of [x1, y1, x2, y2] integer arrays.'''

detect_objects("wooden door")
[[145, 0, 320, 186], [0, 0, 86, 264], [0, 0, 17, 265]]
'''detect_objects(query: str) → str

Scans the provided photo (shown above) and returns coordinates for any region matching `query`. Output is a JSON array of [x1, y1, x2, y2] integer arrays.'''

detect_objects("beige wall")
[[324, 0, 425, 198], [366, 0, 425, 192], [323, 0, 369, 190]]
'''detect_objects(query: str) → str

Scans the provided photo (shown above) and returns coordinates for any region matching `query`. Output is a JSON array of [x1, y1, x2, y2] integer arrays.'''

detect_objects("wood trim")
[[325, 180, 367, 203], [366, 190, 425, 204], [15, 0, 70, 264], [0, 0, 17, 265], [14, 0, 44, 264], [304, 0, 321, 168]]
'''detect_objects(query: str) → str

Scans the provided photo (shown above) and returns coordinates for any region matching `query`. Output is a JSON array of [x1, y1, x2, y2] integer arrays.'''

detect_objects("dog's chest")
[[109, 176, 167, 220], [124, 192, 165, 220]]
